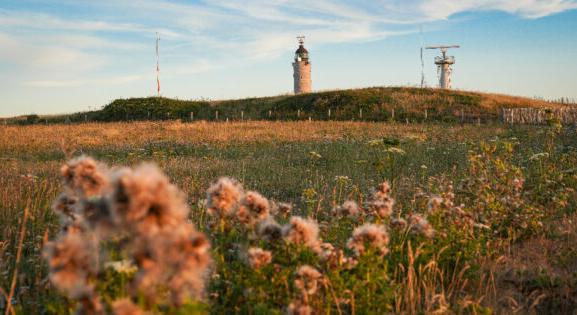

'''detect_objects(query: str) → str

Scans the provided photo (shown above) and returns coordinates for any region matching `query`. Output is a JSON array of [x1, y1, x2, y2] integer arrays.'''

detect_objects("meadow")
[[1, 120, 576, 314]]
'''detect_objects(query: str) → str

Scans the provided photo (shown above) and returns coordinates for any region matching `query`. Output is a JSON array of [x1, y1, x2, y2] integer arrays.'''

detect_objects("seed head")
[[333, 200, 360, 218], [205, 177, 244, 218], [247, 247, 273, 269], [282, 216, 321, 253], [237, 191, 270, 226], [295, 265, 323, 295], [347, 223, 390, 256]]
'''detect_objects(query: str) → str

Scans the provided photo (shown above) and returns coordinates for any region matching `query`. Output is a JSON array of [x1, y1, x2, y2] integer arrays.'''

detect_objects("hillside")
[[9, 86, 572, 124]]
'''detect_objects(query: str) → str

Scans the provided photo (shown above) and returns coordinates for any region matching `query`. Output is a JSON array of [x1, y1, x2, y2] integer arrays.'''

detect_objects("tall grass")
[[0, 121, 576, 314]]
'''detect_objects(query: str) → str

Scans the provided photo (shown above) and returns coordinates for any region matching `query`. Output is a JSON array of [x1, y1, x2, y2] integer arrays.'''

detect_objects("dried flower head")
[[347, 224, 390, 256], [109, 165, 188, 235], [205, 177, 244, 218], [367, 181, 395, 218], [131, 224, 212, 306], [247, 247, 273, 269], [390, 217, 408, 230], [42, 232, 98, 299], [60, 155, 109, 198], [258, 218, 283, 242], [237, 191, 270, 226], [408, 214, 435, 238], [295, 265, 323, 295], [272, 202, 292, 218], [282, 216, 321, 253], [112, 298, 146, 315], [333, 200, 360, 217], [287, 300, 312, 315], [427, 196, 444, 212]]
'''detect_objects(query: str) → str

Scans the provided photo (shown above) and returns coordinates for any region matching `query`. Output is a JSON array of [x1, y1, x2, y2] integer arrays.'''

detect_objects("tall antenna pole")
[[419, 25, 425, 88], [156, 32, 160, 97]]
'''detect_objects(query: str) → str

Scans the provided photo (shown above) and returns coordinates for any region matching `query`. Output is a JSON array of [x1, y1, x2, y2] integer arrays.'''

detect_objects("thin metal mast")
[[156, 32, 160, 97]]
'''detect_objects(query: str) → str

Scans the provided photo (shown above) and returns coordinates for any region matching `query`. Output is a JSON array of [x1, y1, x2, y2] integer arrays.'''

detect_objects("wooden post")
[[84, 114, 87, 122], [424, 109, 428, 120], [147, 111, 150, 119], [297, 109, 301, 118], [241, 110, 244, 121], [215, 110, 219, 121], [359, 108, 363, 119], [190, 112, 194, 121], [268, 110, 272, 118], [328, 108, 331, 119], [308, 116, 312, 122], [405, 118, 409, 124], [391, 108, 395, 120]]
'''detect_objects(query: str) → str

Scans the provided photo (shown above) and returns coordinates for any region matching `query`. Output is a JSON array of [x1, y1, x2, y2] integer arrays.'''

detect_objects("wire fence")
[[501, 108, 577, 125]]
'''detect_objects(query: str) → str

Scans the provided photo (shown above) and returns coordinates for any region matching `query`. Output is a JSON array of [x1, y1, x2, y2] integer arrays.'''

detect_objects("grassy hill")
[[8, 86, 572, 124]]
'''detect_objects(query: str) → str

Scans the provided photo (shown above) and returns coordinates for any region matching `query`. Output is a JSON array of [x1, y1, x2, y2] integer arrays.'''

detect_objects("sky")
[[1, 0, 577, 117]]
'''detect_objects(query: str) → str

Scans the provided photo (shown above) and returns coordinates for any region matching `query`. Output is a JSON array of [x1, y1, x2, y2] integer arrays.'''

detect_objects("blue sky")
[[1, 0, 576, 117]]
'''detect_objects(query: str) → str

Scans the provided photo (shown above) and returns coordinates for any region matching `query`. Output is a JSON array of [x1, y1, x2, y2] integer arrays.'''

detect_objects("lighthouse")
[[293, 36, 311, 94]]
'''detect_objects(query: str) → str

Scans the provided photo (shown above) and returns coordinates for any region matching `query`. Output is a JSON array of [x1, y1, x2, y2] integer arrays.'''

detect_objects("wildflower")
[[427, 196, 443, 212], [52, 192, 79, 225], [205, 177, 244, 218], [333, 200, 360, 217], [408, 214, 435, 238], [386, 147, 406, 155], [287, 300, 312, 315], [347, 224, 390, 256], [112, 298, 146, 315], [366, 139, 383, 146], [294, 265, 323, 295], [367, 181, 395, 218], [247, 247, 273, 269], [390, 217, 408, 229], [272, 202, 292, 217], [105, 260, 138, 274], [109, 165, 188, 235], [60, 155, 109, 198], [512, 178, 524, 193], [529, 152, 549, 161], [42, 232, 98, 299], [258, 218, 283, 242], [237, 191, 270, 226], [131, 224, 212, 306], [309, 151, 322, 159], [334, 175, 351, 184], [282, 216, 321, 253]]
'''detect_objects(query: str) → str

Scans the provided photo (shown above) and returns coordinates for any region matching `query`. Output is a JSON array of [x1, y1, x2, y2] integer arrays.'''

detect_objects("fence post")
[[391, 108, 395, 120], [424, 109, 428, 120], [215, 110, 219, 121], [268, 110, 272, 118], [297, 109, 301, 118], [328, 108, 331, 119], [308, 116, 312, 122], [190, 112, 194, 121], [241, 110, 244, 121], [359, 108, 363, 119]]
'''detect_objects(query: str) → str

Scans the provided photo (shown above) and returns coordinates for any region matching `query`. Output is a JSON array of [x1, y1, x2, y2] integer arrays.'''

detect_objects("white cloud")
[[419, 0, 577, 19]]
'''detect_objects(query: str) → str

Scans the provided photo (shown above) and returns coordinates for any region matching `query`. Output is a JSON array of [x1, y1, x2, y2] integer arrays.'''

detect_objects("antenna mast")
[[419, 26, 425, 88], [425, 45, 460, 89], [156, 32, 160, 97]]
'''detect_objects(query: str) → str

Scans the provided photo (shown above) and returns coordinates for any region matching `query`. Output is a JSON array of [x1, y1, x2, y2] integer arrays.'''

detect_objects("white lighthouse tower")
[[293, 36, 311, 94], [426, 45, 460, 89]]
